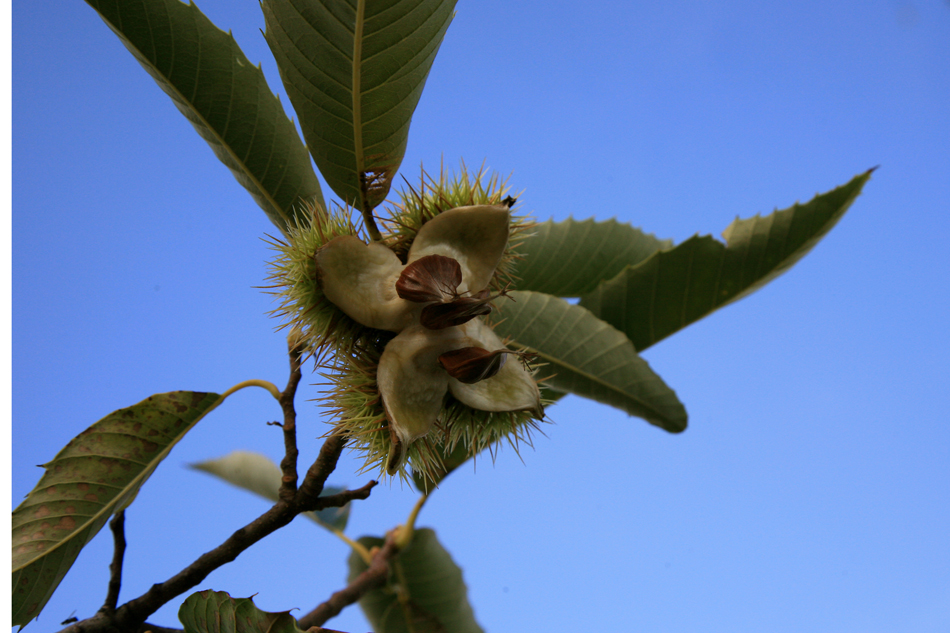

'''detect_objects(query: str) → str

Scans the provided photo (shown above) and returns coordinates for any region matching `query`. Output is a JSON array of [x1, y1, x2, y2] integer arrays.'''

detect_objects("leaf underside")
[[179, 590, 305, 633], [262, 0, 457, 211], [85, 0, 324, 235], [190, 450, 350, 531], [493, 291, 687, 432], [348, 528, 483, 633], [512, 217, 672, 297], [11, 391, 222, 626], [580, 170, 873, 351]]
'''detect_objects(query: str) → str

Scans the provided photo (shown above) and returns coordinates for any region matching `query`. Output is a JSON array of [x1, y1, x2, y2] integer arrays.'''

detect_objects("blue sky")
[[12, 1, 950, 631]]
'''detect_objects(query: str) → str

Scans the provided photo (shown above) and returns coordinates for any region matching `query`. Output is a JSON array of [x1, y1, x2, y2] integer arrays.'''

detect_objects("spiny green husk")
[[381, 162, 533, 290], [267, 165, 532, 354], [323, 336, 547, 484], [267, 165, 543, 479], [264, 197, 367, 356]]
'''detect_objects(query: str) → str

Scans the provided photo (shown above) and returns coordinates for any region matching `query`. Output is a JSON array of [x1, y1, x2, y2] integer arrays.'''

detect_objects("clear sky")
[[12, 1, 950, 631]]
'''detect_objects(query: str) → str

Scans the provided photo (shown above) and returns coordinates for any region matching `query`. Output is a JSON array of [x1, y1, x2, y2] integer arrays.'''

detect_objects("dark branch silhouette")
[[279, 338, 304, 501], [101, 510, 126, 614], [55, 341, 375, 633], [298, 533, 401, 629]]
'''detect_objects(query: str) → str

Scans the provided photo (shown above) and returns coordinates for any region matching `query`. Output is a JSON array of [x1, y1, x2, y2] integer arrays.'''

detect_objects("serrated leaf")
[[512, 218, 672, 296], [348, 528, 483, 633], [190, 450, 350, 531], [179, 590, 305, 633], [11, 391, 222, 626], [85, 0, 324, 234], [580, 171, 873, 351], [492, 291, 687, 432], [262, 0, 457, 211]]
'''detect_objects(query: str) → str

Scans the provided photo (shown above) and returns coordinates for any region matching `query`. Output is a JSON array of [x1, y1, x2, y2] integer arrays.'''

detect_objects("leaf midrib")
[[517, 343, 670, 421], [501, 292, 676, 422], [352, 0, 366, 192]]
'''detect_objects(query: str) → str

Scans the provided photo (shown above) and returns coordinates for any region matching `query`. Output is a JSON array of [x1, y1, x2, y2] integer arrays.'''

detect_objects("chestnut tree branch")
[[111, 437, 350, 630], [278, 337, 304, 501], [296, 433, 346, 507], [101, 510, 126, 614], [315, 480, 377, 509], [297, 534, 401, 629], [55, 346, 367, 633]]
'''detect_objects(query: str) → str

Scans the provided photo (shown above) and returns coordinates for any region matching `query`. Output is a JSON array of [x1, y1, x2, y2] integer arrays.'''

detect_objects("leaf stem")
[[361, 205, 383, 242], [333, 529, 373, 566], [220, 379, 281, 401], [395, 494, 428, 549]]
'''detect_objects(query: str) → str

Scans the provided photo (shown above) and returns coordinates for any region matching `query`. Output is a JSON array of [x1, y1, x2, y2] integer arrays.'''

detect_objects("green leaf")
[[85, 0, 325, 234], [11, 391, 222, 626], [262, 0, 457, 211], [190, 450, 350, 531], [492, 291, 687, 432], [580, 170, 874, 351], [512, 218, 672, 296], [179, 590, 305, 633], [348, 528, 483, 633]]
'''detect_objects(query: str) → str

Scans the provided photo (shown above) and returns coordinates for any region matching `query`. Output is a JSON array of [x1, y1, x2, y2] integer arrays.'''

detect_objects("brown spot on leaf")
[[45, 486, 56, 495], [31, 531, 45, 540], [360, 165, 397, 209], [77, 483, 89, 491], [140, 439, 158, 453], [65, 505, 75, 514], [55, 516, 76, 531], [84, 494, 98, 502], [34, 505, 50, 518]]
